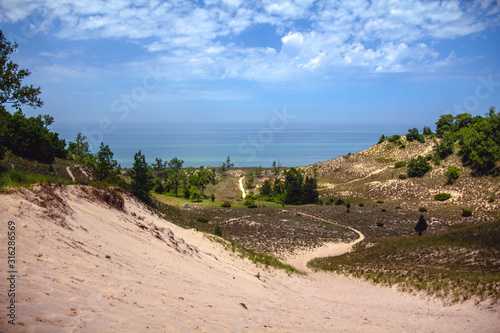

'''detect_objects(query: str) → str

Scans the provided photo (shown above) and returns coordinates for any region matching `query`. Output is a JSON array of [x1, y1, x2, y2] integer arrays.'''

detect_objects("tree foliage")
[[131, 150, 153, 202], [444, 165, 460, 184], [1, 109, 66, 163], [67, 132, 92, 164], [407, 156, 432, 178], [93, 142, 118, 182], [406, 127, 425, 143], [283, 168, 318, 205], [458, 107, 500, 173], [0, 30, 43, 110]]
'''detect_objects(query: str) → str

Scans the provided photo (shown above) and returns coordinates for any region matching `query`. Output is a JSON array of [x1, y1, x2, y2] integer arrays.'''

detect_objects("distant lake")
[[53, 121, 409, 168]]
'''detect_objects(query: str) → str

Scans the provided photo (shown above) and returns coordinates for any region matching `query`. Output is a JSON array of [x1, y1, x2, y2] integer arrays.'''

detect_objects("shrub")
[[221, 201, 232, 208], [376, 222, 384, 227], [334, 198, 345, 205], [381, 208, 387, 212], [377, 200, 384, 204], [408, 156, 432, 177], [434, 193, 451, 201], [388, 134, 401, 143], [214, 224, 223, 236], [444, 165, 460, 184], [244, 200, 258, 208], [398, 174, 407, 180], [394, 161, 407, 168], [419, 207, 427, 212], [461, 208, 473, 217], [395, 206, 401, 209], [359, 203, 364, 207], [196, 216, 209, 223]]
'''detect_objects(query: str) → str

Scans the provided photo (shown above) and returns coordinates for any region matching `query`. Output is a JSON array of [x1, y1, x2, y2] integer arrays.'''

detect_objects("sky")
[[1, 0, 500, 131]]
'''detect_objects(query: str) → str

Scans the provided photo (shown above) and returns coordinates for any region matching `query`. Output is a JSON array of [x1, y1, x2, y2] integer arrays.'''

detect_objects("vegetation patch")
[[434, 193, 451, 201], [309, 221, 500, 304]]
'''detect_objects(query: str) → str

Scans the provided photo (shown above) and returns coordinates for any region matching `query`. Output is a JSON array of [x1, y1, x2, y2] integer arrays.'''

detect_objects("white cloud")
[[1, 0, 498, 84]]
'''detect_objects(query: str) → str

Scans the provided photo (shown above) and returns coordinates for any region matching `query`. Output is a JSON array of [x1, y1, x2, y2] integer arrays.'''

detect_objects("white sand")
[[1, 185, 498, 332]]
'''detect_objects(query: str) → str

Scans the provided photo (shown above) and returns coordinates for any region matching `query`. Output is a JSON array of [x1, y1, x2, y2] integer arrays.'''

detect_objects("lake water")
[[53, 121, 408, 168]]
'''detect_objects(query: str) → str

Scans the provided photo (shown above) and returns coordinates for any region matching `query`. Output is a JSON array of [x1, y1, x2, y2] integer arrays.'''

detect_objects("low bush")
[[394, 161, 407, 168], [376, 222, 384, 227], [214, 224, 223, 236], [334, 198, 345, 205], [196, 216, 209, 223], [434, 193, 451, 201], [461, 208, 473, 217], [244, 200, 258, 208], [419, 207, 427, 212], [388, 134, 401, 143], [377, 200, 384, 204], [398, 174, 408, 180], [221, 201, 232, 208]]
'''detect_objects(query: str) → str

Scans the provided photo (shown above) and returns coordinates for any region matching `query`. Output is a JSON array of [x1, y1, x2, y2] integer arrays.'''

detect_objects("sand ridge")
[[0, 184, 498, 332]]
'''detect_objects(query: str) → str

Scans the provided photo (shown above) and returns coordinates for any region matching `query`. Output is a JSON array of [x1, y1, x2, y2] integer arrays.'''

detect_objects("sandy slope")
[[1, 185, 498, 332]]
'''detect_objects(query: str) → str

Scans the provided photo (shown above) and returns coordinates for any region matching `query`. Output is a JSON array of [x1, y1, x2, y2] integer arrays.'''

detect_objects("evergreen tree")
[[302, 175, 319, 204], [284, 167, 304, 204], [131, 150, 153, 202], [93, 142, 118, 181], [259, 179, 273, 196]]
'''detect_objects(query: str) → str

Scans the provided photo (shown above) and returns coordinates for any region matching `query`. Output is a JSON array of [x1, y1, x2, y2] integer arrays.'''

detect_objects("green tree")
[[0, 30, 43, 110], [422, 126, 433, 135], [4, 110, 66, 163], [259, 179, 273, 196], [284, 167, 304, 204], [67, 132, 91, 164], [434, 131, 455, 160], [189, 186, 203, 202], [435, 114, 455, 137], [93, 142, 118, 182], [458, 107, 500, 173], [131, 150, 153, 202], [302, 175, 319, 204], [225, 155, 234, 170], [407, 156, 432, 178], [415, 214, 428, 236], [444, 165, 460, 184], [245, 172, 254, 189], [406, 128, 420, 142], [168, 157, 184, 195], [378, 134, 386, 144]]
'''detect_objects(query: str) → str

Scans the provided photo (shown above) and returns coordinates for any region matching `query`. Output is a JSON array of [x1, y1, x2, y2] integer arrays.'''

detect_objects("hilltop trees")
[[0, 30, 64, 163], [458, 107, 500, 173]]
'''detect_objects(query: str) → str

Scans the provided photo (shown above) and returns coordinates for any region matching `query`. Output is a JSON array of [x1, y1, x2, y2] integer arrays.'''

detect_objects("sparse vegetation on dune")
[[309, 221, 500, 304]]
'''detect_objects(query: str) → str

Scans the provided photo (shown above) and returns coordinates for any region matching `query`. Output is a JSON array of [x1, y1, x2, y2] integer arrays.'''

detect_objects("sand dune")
[[1, 184, 498, 332]]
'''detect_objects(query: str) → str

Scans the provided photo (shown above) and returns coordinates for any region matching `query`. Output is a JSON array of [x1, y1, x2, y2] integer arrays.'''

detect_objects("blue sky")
[[1, 0, 500, 130]]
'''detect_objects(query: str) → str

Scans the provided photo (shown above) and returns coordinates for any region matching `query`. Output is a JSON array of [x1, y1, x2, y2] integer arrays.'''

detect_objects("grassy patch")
[[309, 221, 500, 304], [0, 169, 69, 189]]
